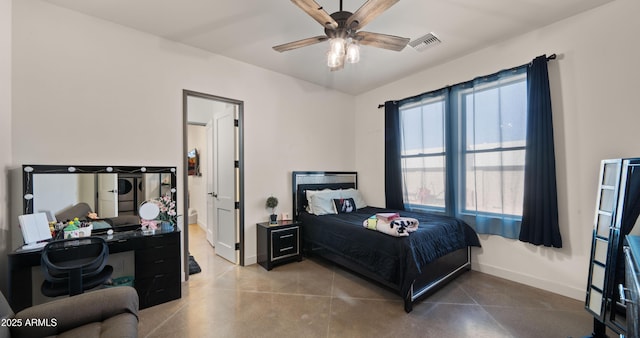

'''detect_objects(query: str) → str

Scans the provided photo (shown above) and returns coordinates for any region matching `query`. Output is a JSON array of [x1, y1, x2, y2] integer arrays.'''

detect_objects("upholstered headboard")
[[291, 171, 358, 220]]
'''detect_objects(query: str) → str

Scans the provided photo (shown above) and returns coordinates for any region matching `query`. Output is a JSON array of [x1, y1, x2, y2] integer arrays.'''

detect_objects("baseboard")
[[472, 262, 585, 301], [197, 221, 206, 231], [244, 255, 257, 266]]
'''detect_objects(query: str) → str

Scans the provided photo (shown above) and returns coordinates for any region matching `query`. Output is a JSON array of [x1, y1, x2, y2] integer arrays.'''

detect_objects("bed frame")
[[292, 171, 472, 313]]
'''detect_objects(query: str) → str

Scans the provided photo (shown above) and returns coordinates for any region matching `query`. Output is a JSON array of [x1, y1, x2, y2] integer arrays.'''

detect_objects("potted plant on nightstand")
[[266, 196, 278, 224]]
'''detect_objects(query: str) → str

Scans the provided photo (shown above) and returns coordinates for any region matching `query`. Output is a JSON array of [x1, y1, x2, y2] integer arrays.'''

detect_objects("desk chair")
[[40, 237, 113, 297]]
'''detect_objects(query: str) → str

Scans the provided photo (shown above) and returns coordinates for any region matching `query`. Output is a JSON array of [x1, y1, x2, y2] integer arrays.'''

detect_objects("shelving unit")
[[586, 158, 640, 337], [586, 159, 622, 320]]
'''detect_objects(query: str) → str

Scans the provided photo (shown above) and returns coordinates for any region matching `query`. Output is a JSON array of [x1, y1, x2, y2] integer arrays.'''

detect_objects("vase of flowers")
[[156, 194, 177, 231]]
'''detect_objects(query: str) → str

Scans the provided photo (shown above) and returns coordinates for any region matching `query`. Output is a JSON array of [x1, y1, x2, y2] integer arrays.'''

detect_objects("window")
[[459, 75, 527, 217], [400, 93, 447, 212], [398, 68, 527, 232]]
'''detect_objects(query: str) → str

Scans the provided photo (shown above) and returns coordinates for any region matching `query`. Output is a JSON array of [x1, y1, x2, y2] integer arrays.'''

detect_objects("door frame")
[[182, 90, 245, 277]]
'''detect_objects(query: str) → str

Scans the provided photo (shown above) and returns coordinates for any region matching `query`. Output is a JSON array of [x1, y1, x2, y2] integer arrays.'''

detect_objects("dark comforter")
[[300, 207, 480, 297]]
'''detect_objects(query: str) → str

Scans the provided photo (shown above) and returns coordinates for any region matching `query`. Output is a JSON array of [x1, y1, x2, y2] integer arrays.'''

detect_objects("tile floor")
[[138, 224, 600, 338]]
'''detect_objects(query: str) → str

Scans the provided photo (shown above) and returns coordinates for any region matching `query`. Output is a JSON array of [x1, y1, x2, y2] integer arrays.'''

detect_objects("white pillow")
[[305, 190, 320, 213], [306, 189, 341, 215], [340, 188, 367, 209]]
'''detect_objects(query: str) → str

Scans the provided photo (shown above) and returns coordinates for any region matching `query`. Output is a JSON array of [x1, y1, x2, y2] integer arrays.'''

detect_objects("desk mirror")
[[22, 165, 177, 229]]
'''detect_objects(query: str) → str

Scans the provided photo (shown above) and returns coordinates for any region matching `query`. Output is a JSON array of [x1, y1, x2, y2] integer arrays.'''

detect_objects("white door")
[[206, 120, 216, 247], [97, 174, 118, 218], [214, 106, 237, 263]]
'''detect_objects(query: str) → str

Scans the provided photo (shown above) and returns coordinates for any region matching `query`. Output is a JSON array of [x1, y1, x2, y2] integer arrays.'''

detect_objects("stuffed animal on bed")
[[363, 215, 419, 237]]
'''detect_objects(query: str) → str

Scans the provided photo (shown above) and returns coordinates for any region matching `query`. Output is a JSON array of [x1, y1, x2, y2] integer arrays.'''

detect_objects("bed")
[[292, 171, 481, 312]]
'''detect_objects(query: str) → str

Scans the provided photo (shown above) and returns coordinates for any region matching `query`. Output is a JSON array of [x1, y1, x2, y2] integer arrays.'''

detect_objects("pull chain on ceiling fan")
[[273, 0, 410, 71]]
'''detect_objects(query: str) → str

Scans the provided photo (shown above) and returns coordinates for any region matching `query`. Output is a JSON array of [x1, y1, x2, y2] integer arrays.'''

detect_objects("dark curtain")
[[518, 55, 563, 248], [384, 101, 405, 210]]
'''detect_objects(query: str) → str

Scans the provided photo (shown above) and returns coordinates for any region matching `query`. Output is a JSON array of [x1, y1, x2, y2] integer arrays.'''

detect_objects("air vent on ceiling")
[[409, 32, 441, 52]]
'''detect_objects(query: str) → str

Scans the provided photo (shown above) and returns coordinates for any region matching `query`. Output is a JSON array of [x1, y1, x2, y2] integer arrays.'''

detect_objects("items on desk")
[[62, 218, 93, 238], [19, 212, 97, 250], [46, 217, 94, 239], [18, 212, 52, 250]]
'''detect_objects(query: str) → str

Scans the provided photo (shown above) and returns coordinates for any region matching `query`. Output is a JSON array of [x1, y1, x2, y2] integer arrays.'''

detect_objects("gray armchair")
[[1, 286, 139, 338]]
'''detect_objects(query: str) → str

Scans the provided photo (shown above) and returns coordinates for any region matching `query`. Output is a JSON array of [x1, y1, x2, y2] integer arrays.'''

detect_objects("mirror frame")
[[22, 164, 178, 218]]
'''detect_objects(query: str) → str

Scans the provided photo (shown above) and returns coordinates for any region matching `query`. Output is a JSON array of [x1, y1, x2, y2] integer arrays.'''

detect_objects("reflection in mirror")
[[23, 165, 177, 229]]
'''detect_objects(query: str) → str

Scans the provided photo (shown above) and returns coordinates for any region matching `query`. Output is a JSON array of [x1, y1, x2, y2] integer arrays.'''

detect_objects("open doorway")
[[182, 90, 244, 277]]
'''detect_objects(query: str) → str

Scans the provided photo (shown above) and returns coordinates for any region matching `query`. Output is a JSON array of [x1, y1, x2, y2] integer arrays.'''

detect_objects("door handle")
[[108, 189, 117, 193], [619, 284, 635, 305], [208, 192, 218, 198]]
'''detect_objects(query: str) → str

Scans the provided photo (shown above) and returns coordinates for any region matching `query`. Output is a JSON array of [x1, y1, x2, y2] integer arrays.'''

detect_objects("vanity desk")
[[8, 228, 182, 312], [9, 164, 182, 312]]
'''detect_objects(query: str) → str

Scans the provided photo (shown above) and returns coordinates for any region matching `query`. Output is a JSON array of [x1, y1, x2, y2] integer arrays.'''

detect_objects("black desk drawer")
[[135, 257, 180, 279], [142, 233, 180, 249], [136, 245, 180, 263], [272, 227, 299, 260], [135, 274, 181, 309], [108, 238, 134, 253]]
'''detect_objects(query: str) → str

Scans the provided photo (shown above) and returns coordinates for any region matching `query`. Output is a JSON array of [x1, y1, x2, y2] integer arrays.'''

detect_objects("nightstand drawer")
[[272, 227, 299, 260]]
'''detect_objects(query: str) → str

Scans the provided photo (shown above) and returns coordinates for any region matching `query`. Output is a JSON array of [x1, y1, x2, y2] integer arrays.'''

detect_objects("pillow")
[[340, 188, 367, 209], [333, 198, 356, 213], [307, 189, 341, 215], [305, 189, 323, 213]]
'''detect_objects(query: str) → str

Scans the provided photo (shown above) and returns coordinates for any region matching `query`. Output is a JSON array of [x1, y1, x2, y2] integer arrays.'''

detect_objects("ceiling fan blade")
[[355, 31, 410, 51], [291, 0, 338, 29], [346, 0, 399, 31], [273, 35, 329, 52]]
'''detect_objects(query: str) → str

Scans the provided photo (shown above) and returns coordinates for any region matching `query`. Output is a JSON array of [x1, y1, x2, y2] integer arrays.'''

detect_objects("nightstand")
[[257, 220, 302, 270]]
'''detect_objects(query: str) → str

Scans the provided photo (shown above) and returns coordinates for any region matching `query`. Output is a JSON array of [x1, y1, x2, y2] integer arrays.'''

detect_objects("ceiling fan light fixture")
[[346, 41, 360, 64], [276, 0, 409, 71], [329, 37, 346, 56], [327, 50, 343, 68]]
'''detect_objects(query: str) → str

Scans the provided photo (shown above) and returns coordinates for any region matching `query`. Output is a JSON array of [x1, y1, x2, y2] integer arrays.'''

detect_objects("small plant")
[[265, 196, 279, 214], [266, 196, 279, 223]]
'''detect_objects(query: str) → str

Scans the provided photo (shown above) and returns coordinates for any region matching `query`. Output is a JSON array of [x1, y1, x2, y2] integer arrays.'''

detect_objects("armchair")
[[1, 286, 139, 338]]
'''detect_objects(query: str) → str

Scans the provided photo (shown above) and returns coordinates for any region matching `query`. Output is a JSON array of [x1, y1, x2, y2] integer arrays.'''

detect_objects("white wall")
[[12, 0, 355, 265], [0, 0, 12, 295], [355, 0, 640, 300]]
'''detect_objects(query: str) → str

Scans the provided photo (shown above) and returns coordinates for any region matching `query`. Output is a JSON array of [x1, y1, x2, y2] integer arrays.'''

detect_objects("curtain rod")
[[376, 53, 557, 109]]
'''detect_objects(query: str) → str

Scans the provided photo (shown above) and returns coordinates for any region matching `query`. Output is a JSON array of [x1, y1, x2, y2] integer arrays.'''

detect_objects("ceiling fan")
[[273, 0, 410, 70]]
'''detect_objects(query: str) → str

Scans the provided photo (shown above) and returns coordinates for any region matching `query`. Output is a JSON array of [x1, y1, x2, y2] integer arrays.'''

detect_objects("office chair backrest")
[[41, 237, 112, 297]]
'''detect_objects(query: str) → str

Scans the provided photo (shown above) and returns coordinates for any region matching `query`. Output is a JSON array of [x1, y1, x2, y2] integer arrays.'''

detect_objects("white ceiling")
[[44, 0, 613, 95]]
